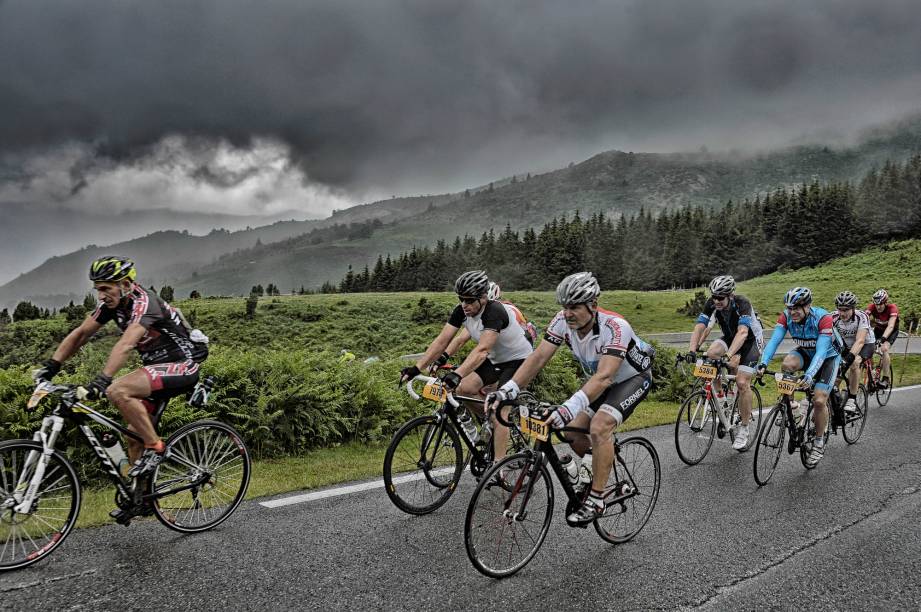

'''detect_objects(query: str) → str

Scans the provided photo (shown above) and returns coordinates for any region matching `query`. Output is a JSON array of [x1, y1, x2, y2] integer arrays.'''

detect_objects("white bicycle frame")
[[10, 415, 66, 514]]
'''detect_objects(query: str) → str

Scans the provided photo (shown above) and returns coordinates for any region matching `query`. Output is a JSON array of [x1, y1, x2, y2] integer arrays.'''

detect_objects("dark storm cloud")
[[2, 0, 921, 195]]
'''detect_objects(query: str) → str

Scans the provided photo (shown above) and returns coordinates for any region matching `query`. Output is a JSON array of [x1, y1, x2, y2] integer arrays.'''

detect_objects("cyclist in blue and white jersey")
[[488, 272, 655, 526], [832, 291, 875, 414], [756, 287, 843, 466], [687, 275, 764, 451]]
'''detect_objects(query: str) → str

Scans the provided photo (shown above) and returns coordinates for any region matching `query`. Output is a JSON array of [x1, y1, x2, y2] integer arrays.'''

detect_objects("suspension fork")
[[13, 416, 65, 513]]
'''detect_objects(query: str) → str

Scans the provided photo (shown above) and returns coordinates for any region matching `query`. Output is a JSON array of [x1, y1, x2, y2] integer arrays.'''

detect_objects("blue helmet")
[[784, 286, 812, 308]]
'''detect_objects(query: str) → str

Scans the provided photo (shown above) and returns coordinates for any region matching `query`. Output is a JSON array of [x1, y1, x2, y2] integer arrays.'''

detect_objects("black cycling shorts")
[[584, 373, 652, 425], [789, 349, 839, 391], [474, 358, 525, 388], [712, 336, 761, 372], [875, 328, 899, 344]]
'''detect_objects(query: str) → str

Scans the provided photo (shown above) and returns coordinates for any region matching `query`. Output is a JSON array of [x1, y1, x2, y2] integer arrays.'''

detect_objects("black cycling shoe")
[[109, 504, 153, 527], [127, 447, 166, 479]]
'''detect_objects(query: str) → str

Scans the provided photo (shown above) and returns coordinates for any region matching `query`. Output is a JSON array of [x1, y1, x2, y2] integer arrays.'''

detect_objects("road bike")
[[383, 366, 526, 515], [0, 380, 251, 571], [463, 393, 660, 578], [861, 341, 893, 406], [673, 354, 763, 465], [752, 368, 867, 486]]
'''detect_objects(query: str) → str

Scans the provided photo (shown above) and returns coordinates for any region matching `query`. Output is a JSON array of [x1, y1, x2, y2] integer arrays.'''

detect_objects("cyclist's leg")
[[589, 374, 651, 494], [811, 357, 839, 440], [735, 341, 760, 426], [705, 338, 728, 360], [107, 369, 157, 461], [851, 344, 874, 395], [488, 359, 526, 460], [880, 329, 897, 381], [562, 411, 592, 456]]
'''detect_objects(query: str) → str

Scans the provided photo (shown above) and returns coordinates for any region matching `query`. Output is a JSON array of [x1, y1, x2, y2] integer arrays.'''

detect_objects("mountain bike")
[[861, 341, 893, 406], [383, 367, 526, 515], [0, 380, 251, 571], [752, 370, 836, 486], [673, 354, 763, 465], [464, 393, 660, 578]]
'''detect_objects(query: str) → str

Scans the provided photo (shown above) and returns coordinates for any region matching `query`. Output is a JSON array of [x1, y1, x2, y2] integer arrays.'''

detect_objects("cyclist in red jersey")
[[866, 289, 898, 387]]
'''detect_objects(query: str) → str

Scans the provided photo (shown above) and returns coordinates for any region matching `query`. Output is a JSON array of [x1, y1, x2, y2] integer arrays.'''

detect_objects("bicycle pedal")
[[109, 508, 133, 527]]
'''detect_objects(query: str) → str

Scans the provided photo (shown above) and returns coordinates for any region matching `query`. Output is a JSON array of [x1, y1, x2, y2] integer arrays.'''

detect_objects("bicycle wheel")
[[0, 440, 81, 571], [674, 390, 716, 465], [729, 385, 763, 451], [876, 362, 893, 406], [799, 403, 830, 470], [151, 420, 251, 533], [753, 405, 786, 486], [594, 436, 660, 544], [383, 415, 463, 515], [842, 384, 870, 444], [464, 453, 553, 578]]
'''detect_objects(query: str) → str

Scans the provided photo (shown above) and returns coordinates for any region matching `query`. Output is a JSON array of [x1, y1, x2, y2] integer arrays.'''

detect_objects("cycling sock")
[[145, 440, 165, 453], [588, 490, 604, 508], [847, 392, 856, 400]]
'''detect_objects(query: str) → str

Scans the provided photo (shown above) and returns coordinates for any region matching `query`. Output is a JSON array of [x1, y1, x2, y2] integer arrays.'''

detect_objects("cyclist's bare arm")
[[52, 316, 103, 363], [689, 322, 708, 352], [455, 329, 498, 378], [506, 340, 559, 390], [578, 354, 624, 403], [725, 326, 749, 359], [101, 323, 147, 378], [415, 323, 459, 370], [883, 316, 898, 341], [444, 328, 471, 360], [851, 327, 868, 356]]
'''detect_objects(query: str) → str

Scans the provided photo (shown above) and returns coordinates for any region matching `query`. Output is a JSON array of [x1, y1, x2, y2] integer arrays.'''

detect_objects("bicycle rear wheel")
[[842, 384, 870, 444], [594, 436, 660, 544], [464, 453, 553, 578], [151, 420, 251, 533], [0, 440, 81, 571], [753, 405, 786, 486], [674, 390, 715, 465], [876, 363, 893, 406], [383, 415, 463, 515]]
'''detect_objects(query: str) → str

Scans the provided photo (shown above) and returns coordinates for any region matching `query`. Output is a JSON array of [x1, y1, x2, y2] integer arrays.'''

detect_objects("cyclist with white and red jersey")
[[31, 256, 209, 521], [488, 272, 655, 526], [866, 289, 899, 388], [832, 290, 875, 413], [400, 271, 533, 462]]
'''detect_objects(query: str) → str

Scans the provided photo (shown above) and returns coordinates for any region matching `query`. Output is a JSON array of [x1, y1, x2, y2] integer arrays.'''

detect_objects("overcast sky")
[[3, 0, 921, 217]]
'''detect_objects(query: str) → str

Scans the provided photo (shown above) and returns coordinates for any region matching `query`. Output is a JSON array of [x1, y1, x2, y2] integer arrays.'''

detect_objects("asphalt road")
[[3, 388, 920, 611]]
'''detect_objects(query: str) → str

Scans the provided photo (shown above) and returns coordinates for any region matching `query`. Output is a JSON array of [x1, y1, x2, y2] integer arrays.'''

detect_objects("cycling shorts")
[[584, 373, 652, 425], [141, 360, 201, 394], [789, 349, 839, 391], [711, 336, 761, 373], [875, 328, 899, 344], [474, 358, 524, 388]]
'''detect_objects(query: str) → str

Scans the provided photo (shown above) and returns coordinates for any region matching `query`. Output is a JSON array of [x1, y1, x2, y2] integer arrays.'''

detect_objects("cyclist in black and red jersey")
[[866, 289, 899, 388], [32, 256, 209, 489]]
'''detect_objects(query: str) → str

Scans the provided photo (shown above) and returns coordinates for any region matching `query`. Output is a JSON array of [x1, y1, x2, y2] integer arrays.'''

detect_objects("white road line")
[[260, 467, 455, 508], [261, 384, 921, 509]]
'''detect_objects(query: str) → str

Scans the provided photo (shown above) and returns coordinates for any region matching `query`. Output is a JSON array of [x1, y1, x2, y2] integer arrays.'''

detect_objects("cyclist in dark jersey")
[[32, 256, 208, 484], [687, 275, 764, 451], [866, 288, 899, 387]]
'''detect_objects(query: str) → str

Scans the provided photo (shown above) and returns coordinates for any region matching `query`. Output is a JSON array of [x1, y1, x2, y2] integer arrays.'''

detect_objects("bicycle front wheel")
[[595, 436, 660, 544], [876, 363, 893, 406], [674, 390, 716, 465], [842, 384, 870, 444], [151, 420, 251, 533], [383, 415, 463, 515], [464, 453, 553, 578], [0, 440, 81, 571], [753, 405, 786, 486]]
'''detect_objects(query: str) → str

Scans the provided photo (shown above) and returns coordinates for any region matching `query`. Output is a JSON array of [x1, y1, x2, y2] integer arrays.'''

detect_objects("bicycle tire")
[[383, 415, 463, 515], [0, 440, 81, 571], [151, 420, 251, 533], [674, 390, 716, 465], [594, 436, 660, 544], [464, 453, 553, 578], [876, 362, 893, 406], [842, 384, 870, 444], [799, 402, 830, 470], [753, 405, 786, 486]]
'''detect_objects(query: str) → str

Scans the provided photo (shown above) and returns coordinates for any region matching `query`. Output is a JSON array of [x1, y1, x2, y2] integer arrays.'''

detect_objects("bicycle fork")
[[10, 416, 65, 514]]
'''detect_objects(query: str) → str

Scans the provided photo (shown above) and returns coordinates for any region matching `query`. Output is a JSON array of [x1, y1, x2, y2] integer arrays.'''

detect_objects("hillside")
[[5, 113, 921, 305]]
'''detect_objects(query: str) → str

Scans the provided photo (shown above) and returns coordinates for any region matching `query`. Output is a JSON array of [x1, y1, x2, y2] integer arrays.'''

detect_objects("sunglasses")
[[458, 295, 480, 304], [712, 294, 730, 302]]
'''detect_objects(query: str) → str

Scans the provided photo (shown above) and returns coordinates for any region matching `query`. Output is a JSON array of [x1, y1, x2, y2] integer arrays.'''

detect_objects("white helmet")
[[708, 275, 736, 297], [487, 281, 502, 301], [556, 272, 600, 305], [454, 270, 489, 297], [872, 289, 889, 305]]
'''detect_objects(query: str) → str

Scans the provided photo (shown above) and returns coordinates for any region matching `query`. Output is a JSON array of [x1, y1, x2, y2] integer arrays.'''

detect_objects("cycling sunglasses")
[[458, 295, 481, 304]]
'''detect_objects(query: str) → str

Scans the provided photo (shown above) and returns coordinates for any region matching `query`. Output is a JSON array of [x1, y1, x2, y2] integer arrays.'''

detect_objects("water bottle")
[[458, 412, 479, 443], [561, 454, 580, 484], [101, 432, 130, 478], [578, 452, 593, 488]]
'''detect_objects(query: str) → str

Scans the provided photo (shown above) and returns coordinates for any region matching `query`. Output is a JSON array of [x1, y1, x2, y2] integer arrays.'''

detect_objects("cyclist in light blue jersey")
[[756, 287, 843, 466]]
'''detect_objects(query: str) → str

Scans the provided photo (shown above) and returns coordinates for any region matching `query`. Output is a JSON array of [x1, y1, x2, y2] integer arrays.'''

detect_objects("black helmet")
[[89, 256, 136, 283], [835, 291, 858, 309], [556, 272, 600, 305], [454, 270, 489, 297]]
